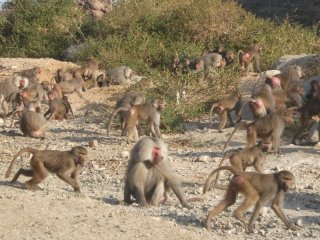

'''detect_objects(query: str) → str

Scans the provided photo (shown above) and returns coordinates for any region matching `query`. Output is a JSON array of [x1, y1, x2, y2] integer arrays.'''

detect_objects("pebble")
[[120, 151, 130, 159], [296, 218, 303, 226], [89, 140, 99, 148]]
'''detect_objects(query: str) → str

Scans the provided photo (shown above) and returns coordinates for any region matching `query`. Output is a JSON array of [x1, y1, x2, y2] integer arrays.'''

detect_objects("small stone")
[[120, 151, 130, 159], [296, 207, 301, 211], [198, 155, 210, 162], [89, 140, 98, 148], [296, 218, 303, 226]]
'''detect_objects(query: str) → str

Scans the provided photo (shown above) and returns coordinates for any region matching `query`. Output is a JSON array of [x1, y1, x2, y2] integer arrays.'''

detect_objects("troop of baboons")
[[1, 41, 320, 234]]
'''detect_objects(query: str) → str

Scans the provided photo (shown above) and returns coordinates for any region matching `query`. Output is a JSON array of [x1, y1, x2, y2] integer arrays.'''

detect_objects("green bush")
[[0, 0, 86, 58]]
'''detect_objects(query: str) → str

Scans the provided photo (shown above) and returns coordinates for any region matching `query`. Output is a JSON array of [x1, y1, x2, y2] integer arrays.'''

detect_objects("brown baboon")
[[107, 98, 165, 143], [124, 137, 192, 209], [225, 108, 294, 153], [203, 144, 267, 192], [5, 146, 88, 192], [204, 166, 297, 232], [238, 41, 262, 75], [18, 101, 46, 138], [209, 92, 242, 132], [106, 92, 145, 136], [44, 90, 73, 120]]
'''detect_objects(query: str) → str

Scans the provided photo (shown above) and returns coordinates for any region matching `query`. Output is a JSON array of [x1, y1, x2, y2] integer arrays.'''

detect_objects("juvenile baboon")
[[5, 146, 88, 192], [18, 101, 46, 138], [211, 47, 234, 66], [124, 137, 193, 209], [107, 98, 165, 143], [106, 92, 145, 136], [203, 144, 267, 192], [44, 90, 73, 120], [53, 68, 73, 83], [238, 41, 262, 75], [209, 92, 242, 132], [193, 52, 225, 75], [56, 76, 88, 102], [73, 61, 100, 87], [204, 166, 297, 232], [225, 108, 294, 153]]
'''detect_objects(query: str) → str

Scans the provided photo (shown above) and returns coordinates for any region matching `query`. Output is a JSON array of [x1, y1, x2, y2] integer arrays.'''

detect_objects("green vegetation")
[[0, 0, 319, 131]]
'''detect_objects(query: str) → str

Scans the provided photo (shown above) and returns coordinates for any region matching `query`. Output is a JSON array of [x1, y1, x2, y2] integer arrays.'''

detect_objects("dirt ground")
[[0, 58, 320, 240]]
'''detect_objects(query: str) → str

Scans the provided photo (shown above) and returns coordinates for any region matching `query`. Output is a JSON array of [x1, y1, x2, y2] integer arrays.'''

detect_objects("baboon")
[[225, 108, 294, 153], [209, 92, 242, 132], [56, 77, 88, 102], [73, 61, 100, 87], [292, 97, 320, 145], [265, 65, 303, 90], [306, 80, 320, 100], [124, 137, 193, 209], [44, 90, 74, 120], [203, 144, 267, 192], [18, 66, 41, 83], [0, 76, 29, 116], [5, 146, 88, 192], [19, 81, 49, 104], [18, 101, 46, 138], [107, 92, 145, 136], [204, 166, 297, 232], [211, 47, 234, 66], [193, 52, 225, 75], [107, 98, 165, 143], [238, 41, 262, 75], [107, 66, 133, 85], [53, 68, 73, 83]]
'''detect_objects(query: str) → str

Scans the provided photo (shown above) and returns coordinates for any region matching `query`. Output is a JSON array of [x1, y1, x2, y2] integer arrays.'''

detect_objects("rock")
[[89, 140, 99, 148], [120, 151, 130, 159], [63, 43, 88, 61], [296, 218, 303, 226], [197, 155, 210, 163]]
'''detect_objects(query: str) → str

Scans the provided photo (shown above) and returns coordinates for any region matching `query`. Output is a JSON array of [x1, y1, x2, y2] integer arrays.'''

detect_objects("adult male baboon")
[[124, 137, 192, 209]]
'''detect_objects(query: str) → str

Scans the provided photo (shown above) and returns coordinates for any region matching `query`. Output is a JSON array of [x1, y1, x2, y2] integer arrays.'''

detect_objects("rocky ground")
[[0, 58, 320, 240]]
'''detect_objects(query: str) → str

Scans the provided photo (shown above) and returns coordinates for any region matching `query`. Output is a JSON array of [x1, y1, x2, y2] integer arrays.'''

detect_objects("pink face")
[[243, 53, 251, 61], [270, 76, 281, 88], [254, 99, 263, 108], [152, 146, 162, 164], [19, 79, 26, 89]]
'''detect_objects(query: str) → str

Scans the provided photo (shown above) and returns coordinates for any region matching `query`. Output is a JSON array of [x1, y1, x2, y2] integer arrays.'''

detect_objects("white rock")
[[120, 151, 130, 159], [296, 218, 303, 226]]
